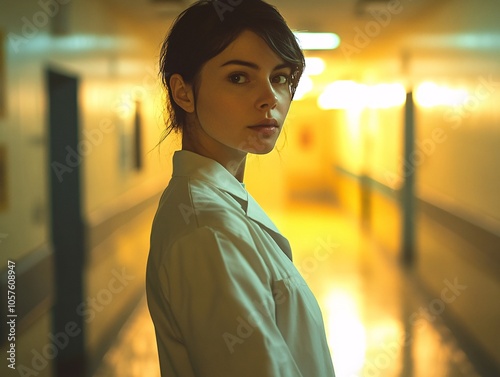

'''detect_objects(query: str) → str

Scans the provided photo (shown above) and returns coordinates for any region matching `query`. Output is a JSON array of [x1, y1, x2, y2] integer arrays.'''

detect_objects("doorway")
[[47, 68, 86, 377]]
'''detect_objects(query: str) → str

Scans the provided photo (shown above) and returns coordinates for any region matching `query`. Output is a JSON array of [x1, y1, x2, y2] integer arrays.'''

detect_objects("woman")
[[146, 1, 336, 376]]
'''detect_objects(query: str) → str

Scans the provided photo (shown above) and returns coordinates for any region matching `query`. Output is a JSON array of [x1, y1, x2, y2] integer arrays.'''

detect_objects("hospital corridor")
[[90, 200, 485, 377]]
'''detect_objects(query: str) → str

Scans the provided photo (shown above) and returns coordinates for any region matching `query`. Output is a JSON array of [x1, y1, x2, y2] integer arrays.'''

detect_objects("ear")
[[170, 74, 195, 113]]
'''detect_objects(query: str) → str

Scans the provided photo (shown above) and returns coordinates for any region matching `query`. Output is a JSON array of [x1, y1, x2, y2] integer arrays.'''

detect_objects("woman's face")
[[183, 30, 294, 162]]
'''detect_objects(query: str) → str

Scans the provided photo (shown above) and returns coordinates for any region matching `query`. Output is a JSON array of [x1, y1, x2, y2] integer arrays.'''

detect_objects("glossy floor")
[[92, 201, 481, 377]]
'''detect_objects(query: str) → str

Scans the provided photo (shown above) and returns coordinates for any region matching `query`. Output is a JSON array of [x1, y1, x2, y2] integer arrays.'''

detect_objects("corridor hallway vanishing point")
[[92, 199, 481, 377]]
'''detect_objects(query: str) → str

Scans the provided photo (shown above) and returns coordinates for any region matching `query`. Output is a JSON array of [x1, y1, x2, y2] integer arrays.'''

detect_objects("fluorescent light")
[[411, 33, 500, 51], [294, 32, 340, 50]]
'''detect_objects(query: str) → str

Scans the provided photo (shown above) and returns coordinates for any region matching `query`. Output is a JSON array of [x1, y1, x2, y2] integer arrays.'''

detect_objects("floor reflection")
[[92, 296, 160, 377], [92, 201, 481, 377]]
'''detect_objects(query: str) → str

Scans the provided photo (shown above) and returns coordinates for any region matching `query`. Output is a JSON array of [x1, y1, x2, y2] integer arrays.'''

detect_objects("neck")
[[181, 132, 247, 183], [233, 158, 246, 182]]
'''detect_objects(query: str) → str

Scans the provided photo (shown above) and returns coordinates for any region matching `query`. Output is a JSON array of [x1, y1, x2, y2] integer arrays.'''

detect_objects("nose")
[[257, 82, 278, 111]]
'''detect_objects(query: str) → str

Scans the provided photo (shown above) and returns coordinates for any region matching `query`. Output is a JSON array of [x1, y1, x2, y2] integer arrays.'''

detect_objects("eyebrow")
[[220, 59, 291, 71]]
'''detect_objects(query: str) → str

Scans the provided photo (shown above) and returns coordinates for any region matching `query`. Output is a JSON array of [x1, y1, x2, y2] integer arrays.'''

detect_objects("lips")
[[248, 119, 279, 129], [247, 120, 280, 137]]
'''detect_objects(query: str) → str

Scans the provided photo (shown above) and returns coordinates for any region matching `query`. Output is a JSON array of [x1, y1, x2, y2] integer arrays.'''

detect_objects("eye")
[[229, 73, 249, 84], [272, 74, 291, 85]]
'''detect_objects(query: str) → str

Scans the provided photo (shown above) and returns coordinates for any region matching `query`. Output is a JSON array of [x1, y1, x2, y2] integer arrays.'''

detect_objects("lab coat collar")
[[172, 150, 292, 260], [172, 150, 247, 202], [246, 194, 293, 261]]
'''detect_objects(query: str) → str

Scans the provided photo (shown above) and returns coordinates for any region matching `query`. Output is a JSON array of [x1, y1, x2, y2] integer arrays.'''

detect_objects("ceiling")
[[106, 0, 437, 39], [103, 0, 500, 79]]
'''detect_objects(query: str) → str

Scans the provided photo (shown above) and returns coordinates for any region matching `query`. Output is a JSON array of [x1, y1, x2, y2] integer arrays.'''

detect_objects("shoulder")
[[150, 178, 254, 257], [153, 177, 249, 237], [149, 225, 269, 282]]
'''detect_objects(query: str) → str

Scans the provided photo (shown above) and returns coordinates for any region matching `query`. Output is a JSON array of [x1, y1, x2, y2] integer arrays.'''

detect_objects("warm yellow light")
[[294, 75, 314, 100], [366, 83, 406, 109], [294, 32, 340, 50], [415, 82, 469, 108], [318, 81, 366, 110], [325, 289, 366, 377], [318, 81, 407, 110], [304, 57, 326, 76]]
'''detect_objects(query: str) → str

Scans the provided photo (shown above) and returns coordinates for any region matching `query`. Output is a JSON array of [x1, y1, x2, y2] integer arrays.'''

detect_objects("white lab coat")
[[146, 150, 335, 377]]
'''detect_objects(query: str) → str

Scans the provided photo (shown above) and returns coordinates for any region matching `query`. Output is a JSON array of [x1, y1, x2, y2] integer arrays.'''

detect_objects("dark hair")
[[158, 0, 305, 139]]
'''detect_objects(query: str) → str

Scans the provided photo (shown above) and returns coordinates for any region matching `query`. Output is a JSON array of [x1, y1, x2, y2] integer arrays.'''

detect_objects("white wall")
[[0, 0, 172, 266]]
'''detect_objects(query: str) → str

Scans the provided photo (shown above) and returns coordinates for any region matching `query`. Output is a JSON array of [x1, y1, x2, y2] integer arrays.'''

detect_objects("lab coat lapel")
[[246, 194, 293, 261], [172, 150, 293, 261]]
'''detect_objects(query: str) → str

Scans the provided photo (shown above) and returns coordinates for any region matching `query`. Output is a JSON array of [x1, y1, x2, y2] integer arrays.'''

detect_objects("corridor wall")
[[0, 0, 172, 375]]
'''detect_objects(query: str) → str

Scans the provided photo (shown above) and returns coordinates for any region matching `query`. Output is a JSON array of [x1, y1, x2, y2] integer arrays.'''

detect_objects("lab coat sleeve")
[[161, 225, 305, 377]]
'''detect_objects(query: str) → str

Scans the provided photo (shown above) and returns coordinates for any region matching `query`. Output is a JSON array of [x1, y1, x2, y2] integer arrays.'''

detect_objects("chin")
[[239, 134, 279, 155], [253, 147, 275, 155], [243, 142, 277, 155]]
